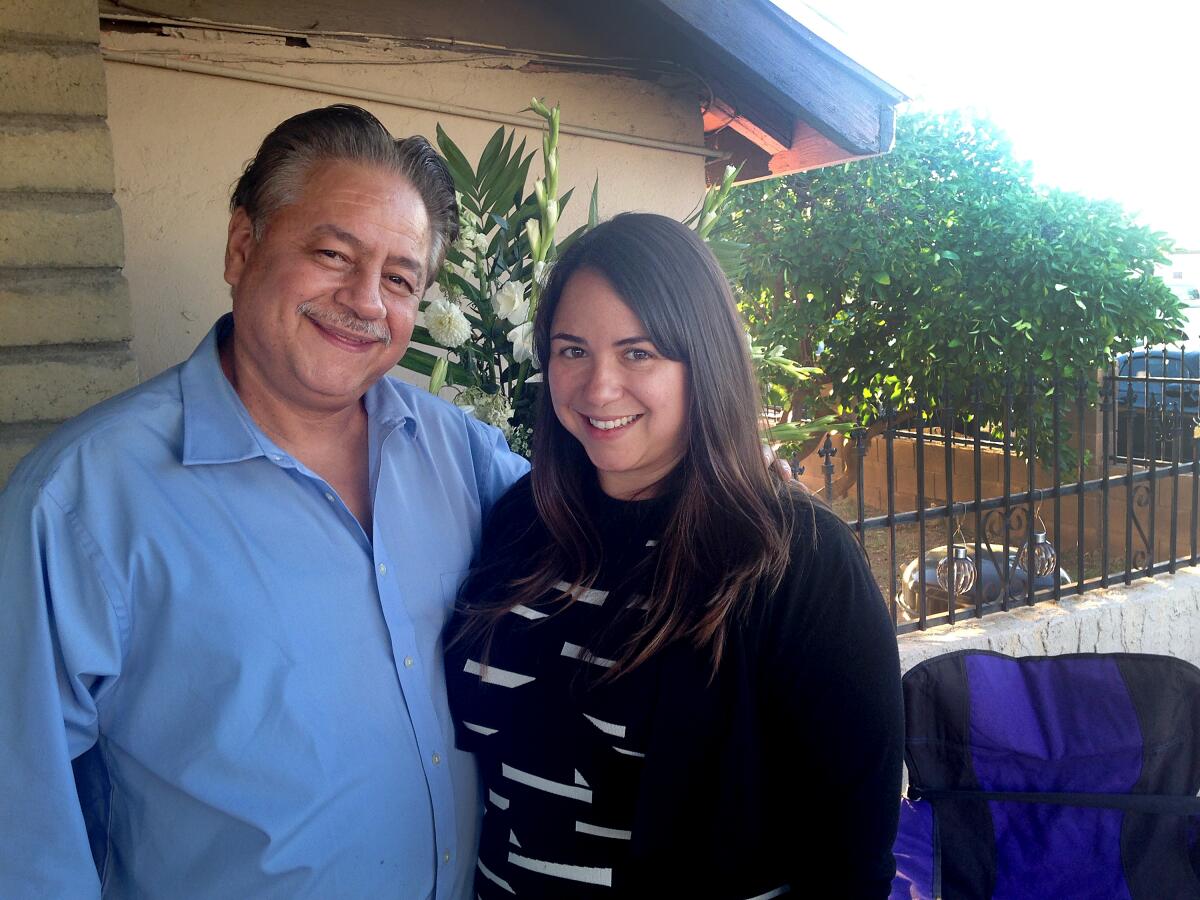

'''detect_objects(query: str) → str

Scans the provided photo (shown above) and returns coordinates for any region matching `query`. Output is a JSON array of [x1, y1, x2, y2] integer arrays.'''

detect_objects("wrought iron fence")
[[793, 346, 1200, 634]]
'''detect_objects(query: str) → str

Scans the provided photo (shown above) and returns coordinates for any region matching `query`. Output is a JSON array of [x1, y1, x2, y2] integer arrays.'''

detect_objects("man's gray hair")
[[230, 105, 459, 289]]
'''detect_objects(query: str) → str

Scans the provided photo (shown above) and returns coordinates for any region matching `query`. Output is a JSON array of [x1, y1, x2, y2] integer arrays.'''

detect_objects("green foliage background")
[[730, 110, 1183, 446]]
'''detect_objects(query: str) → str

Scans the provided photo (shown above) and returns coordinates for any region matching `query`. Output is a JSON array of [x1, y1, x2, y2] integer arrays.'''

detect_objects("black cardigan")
[[451, 475, 904, 898]]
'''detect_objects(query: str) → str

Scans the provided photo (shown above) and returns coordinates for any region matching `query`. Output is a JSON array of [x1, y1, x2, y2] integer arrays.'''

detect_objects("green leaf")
[[586, 178, 601, 229], [398, 346, 470, 384], [765, 415, 848, 443], [475, 127, 508, 186], [434, 124, 475, 192], [556, 222, 589, 256], [872, 272, 891, 285], [479, 129, 518, 195], [483, 146, 534, 216], [940, 250, 960, 260]]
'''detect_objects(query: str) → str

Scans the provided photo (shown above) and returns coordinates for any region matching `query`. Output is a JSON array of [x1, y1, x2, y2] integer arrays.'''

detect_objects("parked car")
[[897, 543, 1069, 622], [1114, 347, 1200, 411], [1114, 347, 1200, 463]]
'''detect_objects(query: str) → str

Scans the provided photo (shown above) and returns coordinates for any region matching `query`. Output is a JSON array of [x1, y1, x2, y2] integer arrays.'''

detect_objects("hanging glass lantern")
[[1016, 530, 1058, 579], [937, 545, 978, 596]]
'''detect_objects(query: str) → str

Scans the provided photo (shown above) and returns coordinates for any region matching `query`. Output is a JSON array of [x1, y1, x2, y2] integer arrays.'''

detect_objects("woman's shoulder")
[[777, 486, 860, 562], [759, 487, 889, 639]]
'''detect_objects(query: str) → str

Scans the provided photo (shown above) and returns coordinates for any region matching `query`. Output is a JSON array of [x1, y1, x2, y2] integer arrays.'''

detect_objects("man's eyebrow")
[[310, 224, 425, 279], [311, 223, 363, 250]]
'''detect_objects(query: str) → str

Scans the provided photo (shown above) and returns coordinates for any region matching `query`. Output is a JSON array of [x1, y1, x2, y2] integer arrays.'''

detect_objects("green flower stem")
[[526, 97, 563, 321]]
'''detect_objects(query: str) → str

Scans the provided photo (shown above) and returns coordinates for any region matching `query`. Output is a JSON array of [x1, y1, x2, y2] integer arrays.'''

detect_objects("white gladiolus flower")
[[425, 298, 471, 348], [472, 232, 490, 253], [508, 321, 536, 364], [532, 260, 547, 285], [494, 281, 529, 324]]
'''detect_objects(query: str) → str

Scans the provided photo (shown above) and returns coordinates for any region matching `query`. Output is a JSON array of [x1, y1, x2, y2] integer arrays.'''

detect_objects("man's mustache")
[[297, 302, 392, 346]]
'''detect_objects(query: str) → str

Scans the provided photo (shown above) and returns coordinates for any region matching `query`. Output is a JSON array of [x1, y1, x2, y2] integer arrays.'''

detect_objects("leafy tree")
[[730, 110, 1183, 450]]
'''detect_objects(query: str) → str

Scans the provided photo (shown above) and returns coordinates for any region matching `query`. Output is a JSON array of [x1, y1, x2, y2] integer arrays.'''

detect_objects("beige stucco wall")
[[101, 28, 707, 380], [897, 567, 1200, 672]]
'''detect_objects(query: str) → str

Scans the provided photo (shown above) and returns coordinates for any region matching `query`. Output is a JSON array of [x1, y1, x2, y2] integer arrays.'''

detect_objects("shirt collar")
[[180, 315, 418, 467]]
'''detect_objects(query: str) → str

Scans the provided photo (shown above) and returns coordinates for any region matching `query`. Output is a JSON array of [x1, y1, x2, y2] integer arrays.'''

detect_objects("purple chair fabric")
[[891, 651, 1200, 899]]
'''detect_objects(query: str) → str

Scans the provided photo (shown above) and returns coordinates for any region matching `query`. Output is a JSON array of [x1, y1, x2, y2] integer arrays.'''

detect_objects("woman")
[[445, 214, 903, 898]]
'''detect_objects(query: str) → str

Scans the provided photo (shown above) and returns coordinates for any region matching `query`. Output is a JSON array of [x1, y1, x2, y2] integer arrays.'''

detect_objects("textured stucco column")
[[0, 0, 137, 484]]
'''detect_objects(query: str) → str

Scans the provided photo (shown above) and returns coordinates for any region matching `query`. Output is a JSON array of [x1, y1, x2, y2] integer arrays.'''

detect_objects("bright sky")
[[778, 0, 1200, 250]]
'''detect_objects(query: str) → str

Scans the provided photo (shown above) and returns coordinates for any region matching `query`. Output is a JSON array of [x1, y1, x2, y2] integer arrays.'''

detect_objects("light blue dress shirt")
[[0, 316, 529, 898]]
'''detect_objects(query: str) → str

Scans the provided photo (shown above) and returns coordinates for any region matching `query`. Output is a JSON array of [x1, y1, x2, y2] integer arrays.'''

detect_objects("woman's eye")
[[560, 346, 586, 359], [626, 347, 654, 361]]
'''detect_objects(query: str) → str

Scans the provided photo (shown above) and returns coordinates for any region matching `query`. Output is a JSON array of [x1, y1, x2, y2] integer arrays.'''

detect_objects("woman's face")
[[548, 269, 689, 499]]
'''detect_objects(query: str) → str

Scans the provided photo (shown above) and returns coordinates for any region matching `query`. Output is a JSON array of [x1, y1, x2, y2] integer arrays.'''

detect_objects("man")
[[0, 105, 528, 898]]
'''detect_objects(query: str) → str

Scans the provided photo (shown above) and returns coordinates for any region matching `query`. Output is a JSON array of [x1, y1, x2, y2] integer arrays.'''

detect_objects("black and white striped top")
[[445, 483, 670, 898]]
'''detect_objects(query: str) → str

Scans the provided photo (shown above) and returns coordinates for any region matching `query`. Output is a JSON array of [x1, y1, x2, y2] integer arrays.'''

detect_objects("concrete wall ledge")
[[0, 267, 131, 345], [0, 192, 124, 268], [897, 568, 1200, 672], [0, 115, 114, 192], [0, 343, 138, 422]]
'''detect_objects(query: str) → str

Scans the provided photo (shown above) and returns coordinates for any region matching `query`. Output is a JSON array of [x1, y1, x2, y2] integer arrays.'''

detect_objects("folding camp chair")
[[890, 650, 1200, 899]]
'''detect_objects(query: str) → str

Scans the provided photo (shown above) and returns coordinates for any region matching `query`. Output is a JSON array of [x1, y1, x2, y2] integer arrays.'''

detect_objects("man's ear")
[[224, 208, 256, 288]]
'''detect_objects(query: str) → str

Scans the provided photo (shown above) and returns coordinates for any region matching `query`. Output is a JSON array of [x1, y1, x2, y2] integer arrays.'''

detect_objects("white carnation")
[[494, 281, 529, 324], [508, 321, 536, 364], [425, 298, 471, 348]]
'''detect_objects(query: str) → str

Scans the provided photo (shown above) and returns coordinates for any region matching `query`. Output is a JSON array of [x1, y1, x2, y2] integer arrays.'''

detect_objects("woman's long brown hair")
[[456, 213, 806, 678]]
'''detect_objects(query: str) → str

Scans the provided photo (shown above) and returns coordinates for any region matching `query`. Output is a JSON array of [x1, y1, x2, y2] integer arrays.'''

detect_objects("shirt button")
[[432, 752, 442, 765], [442, 850, 451, 864], [271, 455, 283, 462], [378, 563, 387, 575], [403, 656, 414, 668], [324, 492, 335, 502]]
